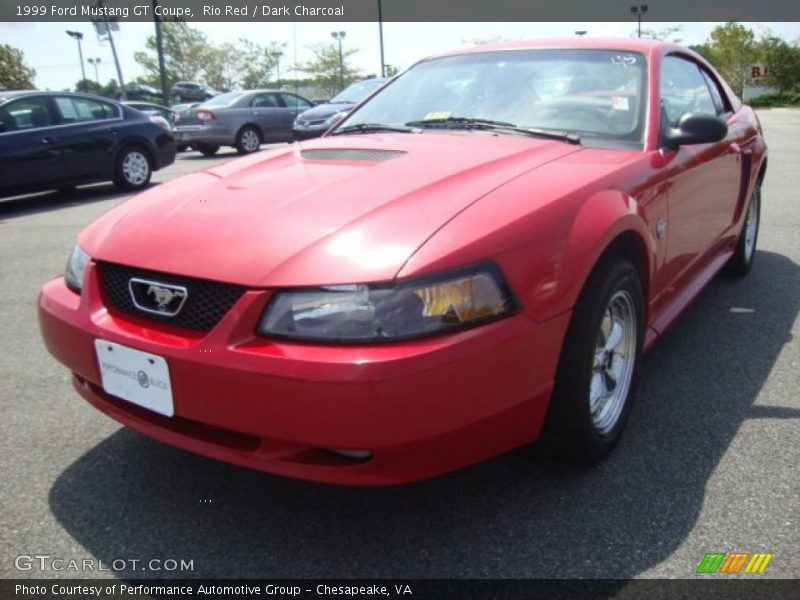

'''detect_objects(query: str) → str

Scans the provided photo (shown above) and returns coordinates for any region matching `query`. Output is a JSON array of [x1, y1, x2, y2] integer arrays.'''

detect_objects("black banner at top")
[[2, 0, 800, 22]]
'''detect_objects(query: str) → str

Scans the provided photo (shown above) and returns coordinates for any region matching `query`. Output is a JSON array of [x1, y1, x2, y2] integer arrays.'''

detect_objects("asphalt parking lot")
[[1, 112, 798, 581]]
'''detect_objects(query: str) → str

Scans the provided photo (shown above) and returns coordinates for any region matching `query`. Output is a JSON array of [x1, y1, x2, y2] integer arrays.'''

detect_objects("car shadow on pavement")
[[0, 185, 138, 220], [48, 250, 799, 579]]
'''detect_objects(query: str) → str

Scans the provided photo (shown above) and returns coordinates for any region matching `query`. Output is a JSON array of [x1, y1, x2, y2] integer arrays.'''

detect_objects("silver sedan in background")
[[174, 90, 315, 156]]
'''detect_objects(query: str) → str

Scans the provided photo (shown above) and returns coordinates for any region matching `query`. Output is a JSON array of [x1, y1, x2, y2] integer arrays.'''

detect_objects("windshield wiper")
[[404, 117, 580, 144], [330, 123, 415, 136]]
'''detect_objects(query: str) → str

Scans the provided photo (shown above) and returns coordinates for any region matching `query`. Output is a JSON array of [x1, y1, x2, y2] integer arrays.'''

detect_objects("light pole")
[[152, 0, 169, 105], [331, 30, 346, 92], [66, 30, 86, 82], [630, 5, 648, 38], [378, 0, 386, 77], [575, 30, 588, 37], [87, 58, 101, 85], [270, 49, 283, 88]]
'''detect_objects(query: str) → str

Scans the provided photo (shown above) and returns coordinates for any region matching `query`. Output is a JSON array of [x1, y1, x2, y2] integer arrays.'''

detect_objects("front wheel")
[[724, 184, 761, 277], [113, 146, 152, 191], [545, 257, 645, 463]]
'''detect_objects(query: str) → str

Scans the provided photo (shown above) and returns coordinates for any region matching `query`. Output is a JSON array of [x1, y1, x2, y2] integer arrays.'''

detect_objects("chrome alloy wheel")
[[241, 129, 260, 152], [589, 290, 637, 435], [743, 188, 760, 263], [122, 151, 149, 185]]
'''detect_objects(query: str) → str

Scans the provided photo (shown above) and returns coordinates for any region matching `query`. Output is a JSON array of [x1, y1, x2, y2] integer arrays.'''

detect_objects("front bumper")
[[292, 124, 327, 140], [38, 263, 568, 485]]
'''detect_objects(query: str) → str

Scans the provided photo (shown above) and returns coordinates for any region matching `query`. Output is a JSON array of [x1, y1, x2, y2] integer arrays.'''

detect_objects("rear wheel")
[[113, 146, 152, 191], [545, 257, 644, 463], [235, 126, 261, 154], [724, 184, 761, 277], [197, 144, 220, 157]]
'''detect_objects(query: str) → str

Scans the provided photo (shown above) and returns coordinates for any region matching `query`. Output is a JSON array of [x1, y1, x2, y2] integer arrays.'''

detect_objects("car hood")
[[81, 134, 581, 287], [297, 102, 353, 121]]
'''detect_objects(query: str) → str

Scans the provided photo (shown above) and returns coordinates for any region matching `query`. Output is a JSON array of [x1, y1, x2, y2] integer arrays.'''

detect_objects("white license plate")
[[94, 340, 174, 417]]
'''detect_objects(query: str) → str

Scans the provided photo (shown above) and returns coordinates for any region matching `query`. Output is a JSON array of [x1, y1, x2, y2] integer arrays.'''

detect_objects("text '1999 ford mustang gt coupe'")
[[38, 39, 767, 485]]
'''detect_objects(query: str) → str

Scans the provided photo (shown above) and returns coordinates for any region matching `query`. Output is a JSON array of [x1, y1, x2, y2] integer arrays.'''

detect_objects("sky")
[[2, 21, 799, 91]]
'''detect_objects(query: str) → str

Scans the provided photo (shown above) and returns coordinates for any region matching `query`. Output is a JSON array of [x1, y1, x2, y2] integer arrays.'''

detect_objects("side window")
[[700, 69, 729, 115], [660, 56, 717, 127], [55, 97, 117, 122], [251, 93, 280, 108], [281, 94, 312, 109], [0, 97, 53, 132]]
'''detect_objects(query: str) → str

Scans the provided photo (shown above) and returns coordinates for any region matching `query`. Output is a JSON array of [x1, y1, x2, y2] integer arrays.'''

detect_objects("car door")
[[658, 54, 742, 286], [0, 95, 65, 193], [279, 93, 314, 140], [249, 93, 286, 142], [51, 96, 119, 181]]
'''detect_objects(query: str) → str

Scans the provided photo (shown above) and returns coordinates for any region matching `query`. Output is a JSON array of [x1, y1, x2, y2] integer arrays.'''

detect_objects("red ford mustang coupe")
[[38, 39, 767, 485]]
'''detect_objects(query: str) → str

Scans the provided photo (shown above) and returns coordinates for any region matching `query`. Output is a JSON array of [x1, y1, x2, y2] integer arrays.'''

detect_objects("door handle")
[[109, 128, 119, 136], [41, 137, 54, 145]]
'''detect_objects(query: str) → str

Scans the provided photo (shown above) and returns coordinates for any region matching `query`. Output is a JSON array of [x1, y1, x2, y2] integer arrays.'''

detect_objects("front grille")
[[98, 262, 246, 332], [300, 148, 406, 162]]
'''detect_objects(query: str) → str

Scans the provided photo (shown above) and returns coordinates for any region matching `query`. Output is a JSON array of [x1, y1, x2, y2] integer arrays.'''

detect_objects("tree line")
[[1, 22, 798, 105]]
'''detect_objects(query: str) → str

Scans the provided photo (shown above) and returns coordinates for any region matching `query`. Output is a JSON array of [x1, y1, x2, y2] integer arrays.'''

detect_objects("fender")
[[551, 189, 655, 321]]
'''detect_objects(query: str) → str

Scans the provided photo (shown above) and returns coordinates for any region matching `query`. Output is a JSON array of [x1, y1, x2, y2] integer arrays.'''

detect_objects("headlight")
[[324, 112, 347, 127], [64, 245, 91, 293], [258, 265, 516, 343]]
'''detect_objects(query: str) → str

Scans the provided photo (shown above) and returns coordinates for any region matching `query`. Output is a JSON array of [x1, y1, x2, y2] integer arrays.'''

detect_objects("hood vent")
[[300, 148, 406, 162]]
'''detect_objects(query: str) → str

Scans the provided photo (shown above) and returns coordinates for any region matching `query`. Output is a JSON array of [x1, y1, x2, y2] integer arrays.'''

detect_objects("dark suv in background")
[[0, 91, 175, 197], [171, 82, 220, 103]]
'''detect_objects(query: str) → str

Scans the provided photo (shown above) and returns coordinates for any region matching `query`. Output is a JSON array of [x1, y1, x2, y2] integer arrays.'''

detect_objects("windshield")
[[201, 92, 244, 107], [341, 49, 648, 146], [330, 79, 385, 104]]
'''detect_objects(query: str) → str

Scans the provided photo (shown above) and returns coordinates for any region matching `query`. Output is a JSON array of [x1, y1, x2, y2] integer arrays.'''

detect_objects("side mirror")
[[662, 113, 728, 148], [0, 123, 6, 134]]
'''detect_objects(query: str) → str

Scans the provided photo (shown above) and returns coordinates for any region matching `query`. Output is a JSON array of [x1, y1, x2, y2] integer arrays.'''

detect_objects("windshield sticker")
[[423, 111, 452, 120], [611, 55, 638, 68], [611, 96, 630, 111]]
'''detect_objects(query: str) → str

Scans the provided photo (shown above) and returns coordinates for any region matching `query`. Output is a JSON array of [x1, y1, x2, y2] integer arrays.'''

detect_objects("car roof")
[[429, 37, 675, 60], [0, 90, 121, 104]]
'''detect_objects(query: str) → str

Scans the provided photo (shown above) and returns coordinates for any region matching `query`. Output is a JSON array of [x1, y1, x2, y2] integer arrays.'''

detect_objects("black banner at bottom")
[[3, 579, 800, 600]]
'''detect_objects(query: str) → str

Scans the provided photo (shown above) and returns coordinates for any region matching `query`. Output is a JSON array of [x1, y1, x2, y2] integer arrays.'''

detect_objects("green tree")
[[239, 40, 286, 89], [638, 25, 683, 43], [0, 44, 36, 90], [75, 78, 102, 95], [203, 42, 242, 91], [703, 22, 757, 96], [300, 43, 362, 97], [384, 64, 401, 77], [101, 79, 119, 99], [133, 22, 212, 91], [757, 36, 800, 92]]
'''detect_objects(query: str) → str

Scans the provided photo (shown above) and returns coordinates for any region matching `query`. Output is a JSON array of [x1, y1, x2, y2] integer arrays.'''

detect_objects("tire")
[[235, 126, 261, 155], [724, 184, 761, 278], [113, 146, 152, 191], [197, 144, 220, 157], [545, 257, 645, 464]]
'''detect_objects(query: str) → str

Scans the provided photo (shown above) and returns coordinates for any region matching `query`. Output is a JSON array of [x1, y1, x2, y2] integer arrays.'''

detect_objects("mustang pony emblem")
[[127, 278, 188, 316], [147, 284, 186, 311]]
